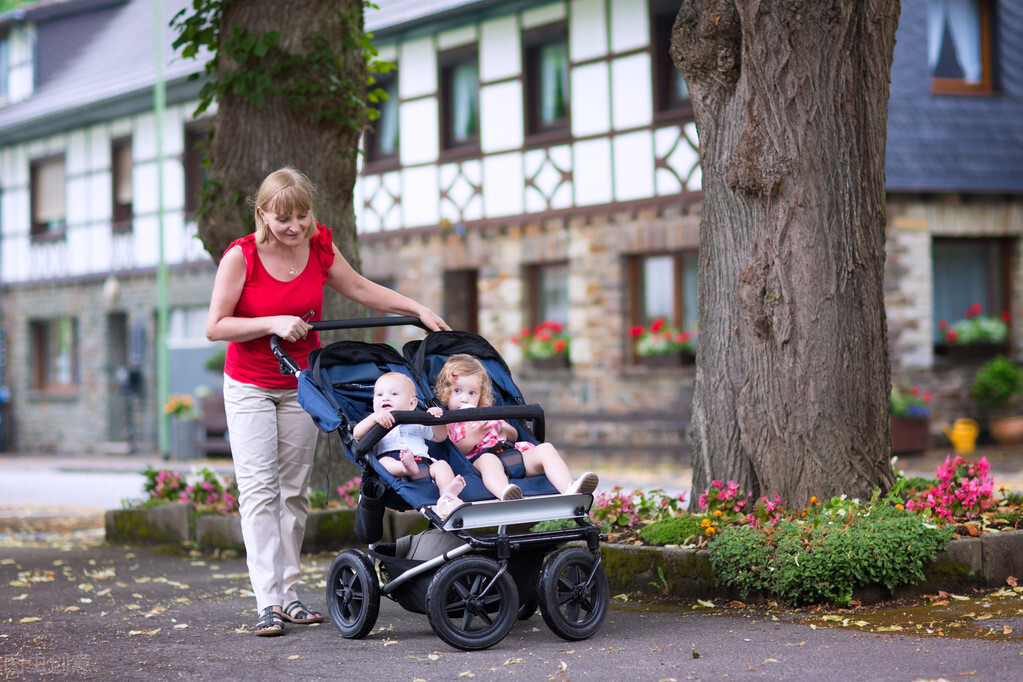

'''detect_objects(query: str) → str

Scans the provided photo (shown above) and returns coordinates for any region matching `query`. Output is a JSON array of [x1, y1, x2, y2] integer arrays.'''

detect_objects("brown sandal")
[[281, 600, 324, 624]]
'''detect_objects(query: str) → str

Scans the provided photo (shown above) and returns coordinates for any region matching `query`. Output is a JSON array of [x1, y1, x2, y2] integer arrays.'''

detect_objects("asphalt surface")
[[3, 541, 1021, 681]]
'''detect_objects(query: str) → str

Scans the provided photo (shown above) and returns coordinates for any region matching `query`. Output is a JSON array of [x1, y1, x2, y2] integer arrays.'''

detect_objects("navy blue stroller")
[[272, 317, 608, 651]]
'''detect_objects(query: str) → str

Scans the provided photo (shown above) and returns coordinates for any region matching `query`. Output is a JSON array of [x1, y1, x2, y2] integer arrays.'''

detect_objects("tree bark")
[[197, 0, 371, 487], [673, 0, 900, 507]]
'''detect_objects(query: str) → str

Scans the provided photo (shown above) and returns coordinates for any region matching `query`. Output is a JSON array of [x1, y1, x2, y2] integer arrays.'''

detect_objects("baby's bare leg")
[[473, 453, 516, 498], [523, 443, 573, 491], [399, 449, 420, 477], [430, 462, 465, 498], [378, 456, 409, 479]]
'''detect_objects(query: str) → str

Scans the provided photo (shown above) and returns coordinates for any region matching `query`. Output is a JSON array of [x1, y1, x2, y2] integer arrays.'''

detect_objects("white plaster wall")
[[613, 130, 654, 201], [610, 0, 649, 52], [402, 165, 439, 227], [399, 98, 439, 166], [522, 2, 566, 29], [480, 16, 519, 81], [398, 38, 437, 98], [611, 53, 652, 129], [573, 138, 612, 205], [569, 0, 607, 61], [483, 152, 525, 217], [481, 81, 523, 153], [571, 62, 610, 136]]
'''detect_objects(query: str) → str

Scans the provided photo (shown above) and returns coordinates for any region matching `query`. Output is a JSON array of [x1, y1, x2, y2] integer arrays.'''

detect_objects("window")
[[364, 73, 399, 166], [932, 237, 1010, 346], [112, 138, 133, 231], [439, 48, 479, 153], [524, 25, 569, 139], [184, 124, 208, 218], [443, 269, 479, 334], [651, 0, 691, 116], [629, 252, 698, 357], [30, 156, 66, 240], [528, 262, 569, 328], [31, 317, 79, 393], [928, 0, 993, 94]]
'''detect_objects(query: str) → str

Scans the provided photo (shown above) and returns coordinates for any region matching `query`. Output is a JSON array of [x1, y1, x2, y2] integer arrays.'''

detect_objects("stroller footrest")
[[427, 493, 593, 530]]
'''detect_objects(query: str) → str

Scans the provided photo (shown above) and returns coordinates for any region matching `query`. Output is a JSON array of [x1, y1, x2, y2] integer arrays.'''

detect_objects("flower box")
[[890, 417, 931, 454], [640, 351, 695, 368], [105, 503, 192, 545], [528, 355, 570, 371], [938, 343, 1009, 361]]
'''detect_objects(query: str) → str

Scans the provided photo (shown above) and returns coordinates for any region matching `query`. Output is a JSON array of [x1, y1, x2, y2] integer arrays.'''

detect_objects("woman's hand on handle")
[[418, 308, 450, 332], [271, 315, 311, 343]]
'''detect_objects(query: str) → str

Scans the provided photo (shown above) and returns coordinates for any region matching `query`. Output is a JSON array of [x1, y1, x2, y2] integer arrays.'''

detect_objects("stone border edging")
[[105, 507, 1022, 604], [600, 529, 1023, 604]]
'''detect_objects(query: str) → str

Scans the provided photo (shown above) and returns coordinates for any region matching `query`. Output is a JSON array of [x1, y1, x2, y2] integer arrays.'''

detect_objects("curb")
[[104, 506, 1023, 605]]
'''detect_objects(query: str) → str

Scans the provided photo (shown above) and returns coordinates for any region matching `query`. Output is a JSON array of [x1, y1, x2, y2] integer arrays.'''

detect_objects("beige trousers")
[[223, 375, 319, 613]]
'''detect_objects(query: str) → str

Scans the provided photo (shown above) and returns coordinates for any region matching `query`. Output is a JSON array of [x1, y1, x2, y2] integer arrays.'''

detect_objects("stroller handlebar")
[[270, 316, 431, 376], [354, 404, 547, 459]]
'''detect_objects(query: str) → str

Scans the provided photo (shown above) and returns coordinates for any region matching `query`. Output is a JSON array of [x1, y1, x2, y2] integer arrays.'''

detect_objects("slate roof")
[[2, 0, 1020, 195], [0, 0, 204, 146], [886, 0, 1023, 193]]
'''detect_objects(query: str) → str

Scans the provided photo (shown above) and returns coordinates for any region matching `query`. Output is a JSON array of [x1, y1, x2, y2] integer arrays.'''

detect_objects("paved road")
[[2, 542, 1020, 682]]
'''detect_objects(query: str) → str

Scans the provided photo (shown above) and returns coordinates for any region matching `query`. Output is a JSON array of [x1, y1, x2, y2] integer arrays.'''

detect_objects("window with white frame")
[[112, 137, 133, 231], [31, 156, 66, 240], [927, 0, 993, 94], [31, 317, 79, 392], [524, 24, 569, 139]]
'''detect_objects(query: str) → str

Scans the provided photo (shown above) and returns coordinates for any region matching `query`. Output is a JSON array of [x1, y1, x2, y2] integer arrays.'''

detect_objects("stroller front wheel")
[[426, 556, 518, 651], [538, 547, 609, 641], [326, 549, 380, 639]]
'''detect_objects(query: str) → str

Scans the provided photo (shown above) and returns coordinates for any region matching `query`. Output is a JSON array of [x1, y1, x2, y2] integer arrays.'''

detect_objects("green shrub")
[[710, 500, 953, 606], [638, 515, 706, 546]]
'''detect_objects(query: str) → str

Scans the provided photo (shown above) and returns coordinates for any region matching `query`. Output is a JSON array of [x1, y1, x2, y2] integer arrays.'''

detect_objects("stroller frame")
[[272, 317, 609, 651]]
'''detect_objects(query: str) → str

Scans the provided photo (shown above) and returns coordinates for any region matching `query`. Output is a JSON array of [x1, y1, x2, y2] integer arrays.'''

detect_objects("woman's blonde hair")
[[252, 167, 317, 243], [434, 354, 494, 408]]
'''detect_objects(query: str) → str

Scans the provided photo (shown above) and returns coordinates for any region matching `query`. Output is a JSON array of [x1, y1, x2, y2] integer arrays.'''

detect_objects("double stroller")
[[272, 317, 609, 651]]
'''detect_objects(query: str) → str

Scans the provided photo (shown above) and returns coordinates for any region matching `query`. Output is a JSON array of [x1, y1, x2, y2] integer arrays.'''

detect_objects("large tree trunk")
[[673, 0, 900, 507], [197, 0, 371, 488]]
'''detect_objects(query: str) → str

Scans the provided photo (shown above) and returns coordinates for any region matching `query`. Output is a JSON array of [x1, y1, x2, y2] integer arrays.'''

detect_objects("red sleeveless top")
[[223, 224, 335, 389]]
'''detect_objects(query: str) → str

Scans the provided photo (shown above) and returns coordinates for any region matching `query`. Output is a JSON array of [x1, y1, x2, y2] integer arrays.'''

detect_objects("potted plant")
[[970, 355, 1023, 444], [628, 317, 696, 367], [512, 320, 570, 369], [889, 385, 932, 454], [164, 393, 200, 460], [938, 304, 1010, 360]]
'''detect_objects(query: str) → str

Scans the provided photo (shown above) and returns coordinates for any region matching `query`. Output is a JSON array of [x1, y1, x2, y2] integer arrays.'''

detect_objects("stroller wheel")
[[326, 549, 380, 639], [426, 556, 518, 651], [538, 547, 609, 641]]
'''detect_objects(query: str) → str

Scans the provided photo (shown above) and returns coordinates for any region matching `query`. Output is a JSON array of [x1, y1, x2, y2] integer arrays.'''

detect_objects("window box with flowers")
[[890, 385, 932, 454], [629, 317, 696, 368], [937, 304, 1010, 361], [165, 393, 200, 460], [513, 320, 571, 370]]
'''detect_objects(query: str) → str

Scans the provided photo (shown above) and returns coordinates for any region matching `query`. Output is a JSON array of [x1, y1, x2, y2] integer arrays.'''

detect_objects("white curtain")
[[451, 61, 478, 143], [927, 0, 982, 82], [539, 42, 568, 124], [33, 159, 66, 226], [376, 81, 398, 155]]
